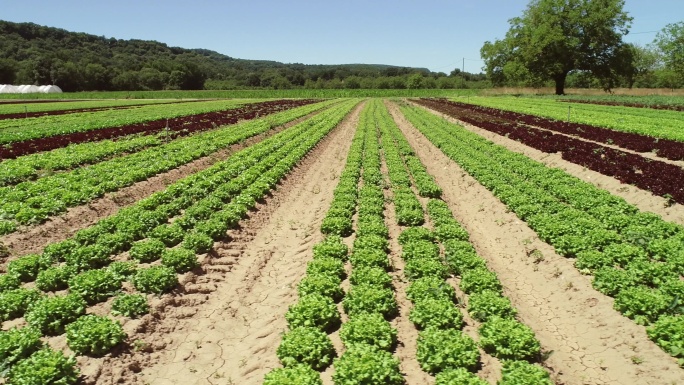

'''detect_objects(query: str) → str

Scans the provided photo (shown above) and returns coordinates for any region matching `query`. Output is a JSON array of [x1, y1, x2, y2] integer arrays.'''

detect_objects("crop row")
[[400, 102, 684, 365], [0, 99, 177, 116], [0, 99, 251, 145], [415, 98, 684, 204], [0, 99, 195, 120], [0, 99, 359, 385], [268, 100, 421, 384], [377, 101, 551, 384], [0, 99, 318, 159], [0, 99, 329, 186], [0, 100, 336, 234], [554, 95, 684, 111], [431, 98, 684, 161], [459, 96, 684, 142], [0, 134, 161, 186]]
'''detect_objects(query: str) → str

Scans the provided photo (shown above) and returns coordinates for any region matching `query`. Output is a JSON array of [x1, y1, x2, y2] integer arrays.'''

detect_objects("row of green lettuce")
[[378, 100, 552, 384], [0, 99, 255, 144], [0, 99, 177, 115], [0, 99, 359, 385], [0, 100, 337, 234], [400, 101, 684, 366], [456, 96, 684, 142], [266, 100, 407, 384]]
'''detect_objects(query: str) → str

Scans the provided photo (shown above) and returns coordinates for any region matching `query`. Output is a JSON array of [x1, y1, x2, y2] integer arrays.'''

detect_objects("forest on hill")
[[0, 21, 485, 92]]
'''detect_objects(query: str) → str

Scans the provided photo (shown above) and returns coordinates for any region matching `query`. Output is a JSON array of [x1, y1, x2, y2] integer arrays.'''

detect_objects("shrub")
[[405, 257, 448, 281], [66, 315, 126, 356], [312, 236, 348, 260], [416, 328, 480, 374], [479, 317, 541, 361], [647, 315, 684, 364], [68, 268, 121, 305], [614, 286, 670, 325], [150, 223, 185, 247], [132, 266, 178, 295], [0, 288, 43, 322], [7, 348, 79, 385], [409, 298, 464, 330], [460, 268, 502, 295], [434, 224, 470, 243], [276, 327, 335, 370], [25, 294, 86, 335], [406, 276, 456, 303], [129, 238, 166, 263], [285, 294, 340, 331], [297, 274, 343, 302], [321, 216, 353, 237], [7, 254, 52, 282], [340, 313, 397, 351], [499, 360, 553, 385], [182, 231, 214, 254], [0, 327, 43, 373], [0, 273, 21, 293], [357, 219, 389, 239], [435, 368, 488, 385], [574, 250, 612, 272], [398, 227, 436, 246], [36, 265, 77, 292], [354, 235, 389, 252], [42, 240, 78, 263], [467, 290, 517, 322], [306, 257, 346, 280], [161, 248, 199, 273], [444, 240, 485, 276], [592, 267, 638, 296], [65, 244, 111, 272], [263, 364, 323, 385], [111, 294, 149, 318], [349, 248, 390, 270], [332, 344, 403, 385], [401, 240, 440, 261], [349, 266, 393, 288], [343, 284, 398, 318], [106, 261, 138, 281]]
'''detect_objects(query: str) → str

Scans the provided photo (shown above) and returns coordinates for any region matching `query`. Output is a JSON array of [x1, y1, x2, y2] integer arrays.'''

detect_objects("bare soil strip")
[[387, 101, 684, 385], [0, 110, 323, 260], [83, 102, 363, 385], [412, 101, 684, 227]]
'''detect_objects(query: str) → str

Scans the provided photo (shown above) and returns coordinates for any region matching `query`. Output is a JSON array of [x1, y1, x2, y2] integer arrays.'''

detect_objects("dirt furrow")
[[411, 101, 684, 227], [0, 111, 323, 259], [88, 102, 363, 385], [387, 101, 684, 385]]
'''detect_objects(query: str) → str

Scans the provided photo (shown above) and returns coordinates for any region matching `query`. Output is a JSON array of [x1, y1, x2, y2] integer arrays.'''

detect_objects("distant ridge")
[[0, 20, 450, 91]]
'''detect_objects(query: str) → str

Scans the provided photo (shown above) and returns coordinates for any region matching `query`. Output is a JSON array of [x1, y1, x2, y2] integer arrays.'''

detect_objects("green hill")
[[0, 20, 482, 91]]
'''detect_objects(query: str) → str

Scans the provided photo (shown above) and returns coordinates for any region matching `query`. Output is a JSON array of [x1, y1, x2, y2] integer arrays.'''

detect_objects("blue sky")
[[2, 0, 682, 74]]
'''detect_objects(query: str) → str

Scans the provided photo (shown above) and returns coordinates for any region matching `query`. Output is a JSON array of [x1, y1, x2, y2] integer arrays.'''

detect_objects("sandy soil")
[[82, 102, 363, 385], [0, 111, 323, 261], [387, 101, 684, 385], [411, 101, 684, 227]]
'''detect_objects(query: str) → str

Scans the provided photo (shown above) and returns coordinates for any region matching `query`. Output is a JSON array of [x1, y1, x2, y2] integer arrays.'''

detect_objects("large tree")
[[481, 0, 632, 94], [654, 22, 684, 86]]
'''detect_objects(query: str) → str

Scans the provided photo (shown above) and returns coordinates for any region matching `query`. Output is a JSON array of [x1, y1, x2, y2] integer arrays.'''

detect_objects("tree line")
[[0, 21, 486, 92]]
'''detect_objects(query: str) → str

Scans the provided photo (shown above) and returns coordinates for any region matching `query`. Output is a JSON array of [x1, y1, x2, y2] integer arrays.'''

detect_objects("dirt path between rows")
[[411, 101, 684, 226], [0, 111, 323, 261], [387, 101, 684, 385], [86, 102, 363, 385]]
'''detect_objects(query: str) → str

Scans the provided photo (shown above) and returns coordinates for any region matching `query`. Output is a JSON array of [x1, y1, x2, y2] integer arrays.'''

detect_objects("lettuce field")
[[1, 95, 684, 385]]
